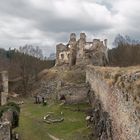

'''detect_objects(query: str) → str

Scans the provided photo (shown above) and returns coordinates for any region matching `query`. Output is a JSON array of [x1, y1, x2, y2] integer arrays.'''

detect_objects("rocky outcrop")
[[86, 65, 140, 140]]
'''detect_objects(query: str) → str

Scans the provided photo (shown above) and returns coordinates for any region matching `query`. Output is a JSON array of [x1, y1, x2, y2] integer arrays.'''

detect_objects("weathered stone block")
[[0, 122, 11, 140]]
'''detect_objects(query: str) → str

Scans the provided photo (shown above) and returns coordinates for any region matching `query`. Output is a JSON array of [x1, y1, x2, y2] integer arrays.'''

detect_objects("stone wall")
[[58, 83, 89, 104], [86, 65, 140, 140], [0, 71, 11, 139], [0, 122, 11, 140], [0, 71, 8, 106]]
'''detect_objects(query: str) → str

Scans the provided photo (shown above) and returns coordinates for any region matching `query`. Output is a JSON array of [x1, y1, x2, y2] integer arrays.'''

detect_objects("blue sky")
[[0, 0, 140, 56]]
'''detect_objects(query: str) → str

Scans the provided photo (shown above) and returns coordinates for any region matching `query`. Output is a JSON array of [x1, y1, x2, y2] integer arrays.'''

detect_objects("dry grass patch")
[[62, 70, 86, 84]]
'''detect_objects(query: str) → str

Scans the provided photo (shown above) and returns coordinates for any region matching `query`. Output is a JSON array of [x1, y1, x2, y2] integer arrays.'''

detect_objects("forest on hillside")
[[108, 34, 140, 67], [1, 34, 140, 95], [0, 46, 55, 95]]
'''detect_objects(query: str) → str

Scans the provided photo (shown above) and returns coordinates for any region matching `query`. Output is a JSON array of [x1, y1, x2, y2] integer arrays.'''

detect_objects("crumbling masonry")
[[0, 71, 8, 106], [55, 33, 108, 66], [0, 71, 11, 140]]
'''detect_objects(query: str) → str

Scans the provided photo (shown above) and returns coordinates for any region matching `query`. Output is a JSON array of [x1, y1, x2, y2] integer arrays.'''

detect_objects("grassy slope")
[[15, 99, 92, 140]]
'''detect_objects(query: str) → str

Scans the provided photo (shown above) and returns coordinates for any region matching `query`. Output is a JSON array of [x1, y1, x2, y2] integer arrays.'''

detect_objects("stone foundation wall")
[[58, 83, 88, 104], [86, 65, 140, 140]]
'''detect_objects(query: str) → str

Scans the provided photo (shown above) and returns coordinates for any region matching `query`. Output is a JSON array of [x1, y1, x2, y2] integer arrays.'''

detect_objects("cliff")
[[86, 65, 140, 140]]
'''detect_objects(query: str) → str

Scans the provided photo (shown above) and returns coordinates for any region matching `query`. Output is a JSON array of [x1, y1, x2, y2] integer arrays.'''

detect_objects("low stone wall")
[[58, 83, 89, 104], [86, 65, 140, 140], [0, 122, 11, 140]]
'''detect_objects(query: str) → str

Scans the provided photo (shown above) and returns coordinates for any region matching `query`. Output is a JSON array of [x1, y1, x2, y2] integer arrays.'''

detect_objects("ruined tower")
[[104, 39, 109, 64], [104, 39, 107, 47], [77, 33, 86, 58], [55, 33, 108, 66], [69, 33, 76, 45], [69, 33, 77, 67], [80, 33, 86, 41], [0, 71, 8, 106], [55, 43, 67, 66]]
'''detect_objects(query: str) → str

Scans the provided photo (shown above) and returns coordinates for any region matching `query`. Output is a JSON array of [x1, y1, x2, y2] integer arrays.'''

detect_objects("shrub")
[[6, 102, 20, 113]]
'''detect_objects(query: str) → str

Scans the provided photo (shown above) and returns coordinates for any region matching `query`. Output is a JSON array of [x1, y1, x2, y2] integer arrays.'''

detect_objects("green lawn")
[[14, 99, 93, 140]]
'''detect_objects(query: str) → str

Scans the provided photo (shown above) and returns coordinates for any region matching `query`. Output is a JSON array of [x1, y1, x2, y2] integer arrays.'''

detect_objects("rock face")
[[86, 65, 140, 140]]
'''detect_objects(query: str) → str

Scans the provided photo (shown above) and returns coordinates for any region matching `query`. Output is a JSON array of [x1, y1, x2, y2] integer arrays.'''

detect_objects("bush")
[[0, 106, 9, 117], [6, 102, 20, 113]]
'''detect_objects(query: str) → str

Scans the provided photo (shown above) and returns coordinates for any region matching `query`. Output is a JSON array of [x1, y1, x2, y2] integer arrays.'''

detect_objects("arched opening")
[[60, 95, 66, 101], [67, 53, 70, 59]]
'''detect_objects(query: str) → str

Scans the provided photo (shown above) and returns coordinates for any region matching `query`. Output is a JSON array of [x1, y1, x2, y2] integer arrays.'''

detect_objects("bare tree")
[[108, 34, 140, 66], [19, 45, 43, 59]]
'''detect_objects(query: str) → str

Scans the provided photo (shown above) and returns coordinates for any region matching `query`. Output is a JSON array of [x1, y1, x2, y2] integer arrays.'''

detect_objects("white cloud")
[[0, 16, 34, 39], [0, 0, 140, 55]]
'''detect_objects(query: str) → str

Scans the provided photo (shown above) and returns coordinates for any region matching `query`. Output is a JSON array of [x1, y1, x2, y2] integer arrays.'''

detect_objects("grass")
[[38, 65, 86, 85], [14, 99, 93, 140], [62, 70, 86, 84]]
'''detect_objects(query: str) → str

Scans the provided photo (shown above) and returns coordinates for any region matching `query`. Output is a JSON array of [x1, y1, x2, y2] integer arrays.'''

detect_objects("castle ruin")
[[55, 33, 108, 66], [0, 71, 8, 106], [0, 71, 11, 140]]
